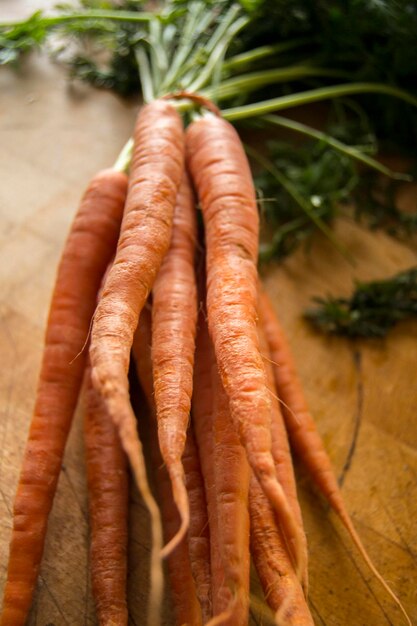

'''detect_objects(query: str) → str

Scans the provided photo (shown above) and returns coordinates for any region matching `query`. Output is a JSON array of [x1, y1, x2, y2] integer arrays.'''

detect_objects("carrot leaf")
[[305, 267, 417, 337]]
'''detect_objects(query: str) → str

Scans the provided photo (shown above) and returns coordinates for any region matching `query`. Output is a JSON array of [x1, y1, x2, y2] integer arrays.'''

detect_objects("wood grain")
[[1, 2, 417, 625]]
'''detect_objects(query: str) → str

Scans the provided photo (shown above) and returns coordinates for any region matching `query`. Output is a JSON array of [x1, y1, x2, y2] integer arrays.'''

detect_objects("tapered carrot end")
[[338, 508, 412, 626], [160, 474, 190, 558], [258, 468, 307, 588], [103, 398, 164, 626]]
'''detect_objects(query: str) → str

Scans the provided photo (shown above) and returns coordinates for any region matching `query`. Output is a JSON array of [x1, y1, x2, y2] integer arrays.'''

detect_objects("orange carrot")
[[132, 308, 202, 626], [151, 438, 203, 626], [259, 287, 412, 625], [90, 100, 185, 624], [151, 170, 198, 552], [192, 310, 218, 620], [182, 424, 212, 624], [208, 363, 250, 625], [249, 475, 314, 626], [131, 305, 154, 408], [84, 354, 129, 626], [257, 316, 308, 595], [186, 114, 305, 581], [1, 169, 127, 626], [192, 309, 250, 625]]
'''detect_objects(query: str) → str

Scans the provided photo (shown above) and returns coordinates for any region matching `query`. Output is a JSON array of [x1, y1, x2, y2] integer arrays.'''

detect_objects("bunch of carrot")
[[0, 96, 411, 626]]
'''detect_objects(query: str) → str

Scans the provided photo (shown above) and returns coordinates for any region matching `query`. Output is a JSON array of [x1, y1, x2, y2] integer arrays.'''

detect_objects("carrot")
[[182, 424, 212, 624], [84, 355, 129, 626], [148, 426, 203, 626], [249, 474, 314, 626], [132, 308, 202, 626], [258, 286, 412, 626], [186, 114, 305, 581], [151, 170, 198, 553], [1, 169, 128, 626], [131, 305, 154, 407], [192, 309, 218, 620], [257, 315, 308, 595], [192, 308, 250, 625], [151, 437, 203, 626], [90, 100, 185, 624], [208, 362, 250, 625]]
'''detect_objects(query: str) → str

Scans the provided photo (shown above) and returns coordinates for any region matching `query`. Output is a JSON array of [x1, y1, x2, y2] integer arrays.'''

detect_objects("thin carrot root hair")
[[339, 507, 412, 626], [159, 471, 189, 559]]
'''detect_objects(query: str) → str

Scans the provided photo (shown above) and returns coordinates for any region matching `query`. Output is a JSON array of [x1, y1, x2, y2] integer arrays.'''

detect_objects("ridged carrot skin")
[[181, 424, 212, 624], [84, 356, 129, 626], [131, 306, 153, 407], [84, 266, 129, 626], [192, 311, 217, 621], [249, 475, 314, 626], [259, 288, 339, 506], [1, 169, 128, 626], [91, 100, 184, 391], [257, 316, 308, 594], [90, 100, 184, 625], [186, 115, 305, 581], [132, 309, 203, 626], [209, 364, 250, 625], [151, 436, 203, 626], [259, 287, 412, 626], [152, 171, 198, 554]]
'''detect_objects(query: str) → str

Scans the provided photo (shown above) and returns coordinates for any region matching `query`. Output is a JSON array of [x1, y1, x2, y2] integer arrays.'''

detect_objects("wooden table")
[[1, 2, 416, 624]]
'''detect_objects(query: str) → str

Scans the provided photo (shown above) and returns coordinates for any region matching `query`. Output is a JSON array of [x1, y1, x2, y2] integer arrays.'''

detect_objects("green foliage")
[[353, 170, 417, 238], [1, 0, 416, 258], [0, 11, 48, 65], [256, 137, 358, 262], [67, 22, 144, 96], [305, 267, 417, 337], [236, 0, 417, 149], [255, 105, 415, 263]]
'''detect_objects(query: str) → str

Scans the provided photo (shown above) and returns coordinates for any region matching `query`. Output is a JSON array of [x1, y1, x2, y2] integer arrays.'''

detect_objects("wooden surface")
[[1, 2, 417, 625]]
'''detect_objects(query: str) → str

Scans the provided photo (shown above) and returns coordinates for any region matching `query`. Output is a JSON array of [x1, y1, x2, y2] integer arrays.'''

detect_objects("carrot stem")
[[0, 10, 155, 30], [222, 82, 417, 120], [202, 66, 349, 101], [222, 39, 314, 72], [262, 114, 411, 181], [113, 138, 133, 174]]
